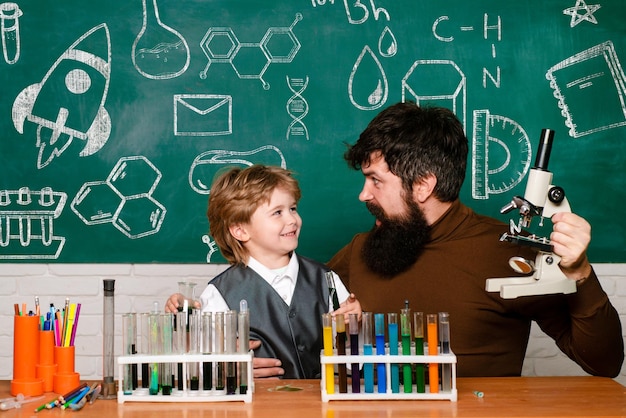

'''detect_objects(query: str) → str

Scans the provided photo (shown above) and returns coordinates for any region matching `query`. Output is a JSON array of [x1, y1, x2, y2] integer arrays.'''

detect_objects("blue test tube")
[[374, 313, 386, 393], [388, 313, 399, 393], [362, 312, 374, 393]]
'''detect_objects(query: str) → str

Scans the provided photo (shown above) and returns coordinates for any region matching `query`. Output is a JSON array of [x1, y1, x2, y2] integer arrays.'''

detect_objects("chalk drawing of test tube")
[[0, 2, 22, 64]]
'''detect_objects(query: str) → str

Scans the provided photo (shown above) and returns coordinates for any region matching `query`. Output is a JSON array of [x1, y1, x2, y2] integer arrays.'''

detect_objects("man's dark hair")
[[344, 102, 468, 202]]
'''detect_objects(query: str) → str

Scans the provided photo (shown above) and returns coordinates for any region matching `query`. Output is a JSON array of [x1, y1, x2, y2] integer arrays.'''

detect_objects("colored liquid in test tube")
[[122, 313, 137, 395], [201, 312, 212, 390], [362, 312, 374, 393], [387, 313, 399, 393], [148, 307, 160, 395], [238, 300, 250, 394], [349, 313, 360, 393], [374, 313, 386, 393], [400, 308, 412, 393], [335, 313, 348, 393], [322, 313, 335, 394], [413, 312, 425, 393], [427, 314, 439, 393], [439, 312, 451, 392]]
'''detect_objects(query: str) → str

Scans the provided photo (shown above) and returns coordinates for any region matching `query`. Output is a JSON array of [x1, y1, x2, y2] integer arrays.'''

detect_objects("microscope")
[[485, 128, 577, 299]]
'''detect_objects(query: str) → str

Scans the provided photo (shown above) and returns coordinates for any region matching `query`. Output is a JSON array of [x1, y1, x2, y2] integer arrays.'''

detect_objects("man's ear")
[[229, 224, 250, 242], [413, 173, 437, 203]]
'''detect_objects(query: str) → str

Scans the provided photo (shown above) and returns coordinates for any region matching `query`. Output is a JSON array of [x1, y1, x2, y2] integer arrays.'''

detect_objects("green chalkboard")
[[1, 0, 625, 263]]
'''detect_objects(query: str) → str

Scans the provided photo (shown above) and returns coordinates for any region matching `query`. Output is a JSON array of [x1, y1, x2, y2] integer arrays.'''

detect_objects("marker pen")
[[413, 312, 425, 393], [362, 312, 374, 393], [322, 313, 335, 394], [349, 313, 360, 393], [335, 313, 347, 393], [387, 313, 399, 393], [427, 313, 439, 393], [400, 307, 412, 393], [439, 312, 451, 392], [374, 313, 386, 393], [238, 300, 250, 394]]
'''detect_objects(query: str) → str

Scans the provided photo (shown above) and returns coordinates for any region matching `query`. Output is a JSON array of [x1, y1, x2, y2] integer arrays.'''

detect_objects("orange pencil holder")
[[53, 345, 80, 394], [36, 330, 57, 392], [11, 315, 44, 396]]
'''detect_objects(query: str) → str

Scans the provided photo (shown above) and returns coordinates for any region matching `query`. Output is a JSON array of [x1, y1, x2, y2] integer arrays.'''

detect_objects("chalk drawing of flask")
[[131, 0, 189, 80]]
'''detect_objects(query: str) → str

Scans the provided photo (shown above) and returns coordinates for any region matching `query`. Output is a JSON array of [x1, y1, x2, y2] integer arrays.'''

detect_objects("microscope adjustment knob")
[[547, 186, 565, 204]]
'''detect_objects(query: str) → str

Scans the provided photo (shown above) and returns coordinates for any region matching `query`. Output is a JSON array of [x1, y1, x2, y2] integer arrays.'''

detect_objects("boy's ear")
[[229, 224, 250, 242]]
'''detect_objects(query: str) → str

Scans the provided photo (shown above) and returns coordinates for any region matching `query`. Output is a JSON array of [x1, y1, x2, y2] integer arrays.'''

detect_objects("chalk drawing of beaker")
[[131, 0, 190, 80], [0, 2, 22, 64]]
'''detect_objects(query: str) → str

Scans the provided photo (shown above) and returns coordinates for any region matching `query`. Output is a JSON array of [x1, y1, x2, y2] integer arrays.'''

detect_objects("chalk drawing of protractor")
[[471, 109, 531, 200], [189, 145, 287, 194], [12, 23, 111, 169], [0, 186, 67, 260]]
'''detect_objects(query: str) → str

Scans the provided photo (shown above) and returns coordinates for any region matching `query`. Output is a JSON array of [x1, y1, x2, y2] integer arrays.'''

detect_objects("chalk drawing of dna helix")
[[286, 75, 309, 140]]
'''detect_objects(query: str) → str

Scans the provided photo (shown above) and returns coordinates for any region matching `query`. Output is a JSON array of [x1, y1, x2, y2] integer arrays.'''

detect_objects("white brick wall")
[[1, 263, 624, 386]]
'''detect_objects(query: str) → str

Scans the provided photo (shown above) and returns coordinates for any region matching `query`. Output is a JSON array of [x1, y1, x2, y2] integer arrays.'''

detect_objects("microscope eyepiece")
[[534, 129, 555, 171]]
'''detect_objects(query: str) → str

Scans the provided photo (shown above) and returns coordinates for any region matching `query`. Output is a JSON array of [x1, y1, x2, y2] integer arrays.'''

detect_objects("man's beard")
[[361, 198, 430, 278]]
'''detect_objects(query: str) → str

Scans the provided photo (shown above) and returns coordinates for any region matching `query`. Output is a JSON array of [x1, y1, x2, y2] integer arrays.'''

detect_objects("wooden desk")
[[2, 377, 625, 417]]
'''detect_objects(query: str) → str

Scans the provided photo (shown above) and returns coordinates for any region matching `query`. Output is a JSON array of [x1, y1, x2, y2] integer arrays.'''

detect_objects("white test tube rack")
[[320, 347, 457, 402], [117, 352, 254, 403]]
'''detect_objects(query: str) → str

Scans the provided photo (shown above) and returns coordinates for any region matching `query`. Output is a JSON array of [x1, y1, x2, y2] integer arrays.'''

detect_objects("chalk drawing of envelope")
[[174, 94, 232, 136]]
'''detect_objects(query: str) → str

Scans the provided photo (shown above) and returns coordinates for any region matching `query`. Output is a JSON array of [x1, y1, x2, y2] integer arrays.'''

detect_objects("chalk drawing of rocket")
[[12, 23, 112, 169]]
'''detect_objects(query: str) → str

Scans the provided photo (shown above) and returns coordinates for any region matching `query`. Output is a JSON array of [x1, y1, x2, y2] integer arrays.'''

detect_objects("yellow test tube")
[[322, 313, 334, 394]]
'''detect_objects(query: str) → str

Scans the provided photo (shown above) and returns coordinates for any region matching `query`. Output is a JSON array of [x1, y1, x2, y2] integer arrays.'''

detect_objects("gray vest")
[[210, 255, 331, 379]]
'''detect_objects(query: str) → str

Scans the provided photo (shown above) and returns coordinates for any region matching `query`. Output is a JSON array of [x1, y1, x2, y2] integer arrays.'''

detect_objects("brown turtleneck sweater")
[[328, 200, 623, 377]]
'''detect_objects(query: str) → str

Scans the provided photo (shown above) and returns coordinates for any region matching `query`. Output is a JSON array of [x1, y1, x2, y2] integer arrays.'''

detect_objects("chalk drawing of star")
[[563, 0, 601, 27]]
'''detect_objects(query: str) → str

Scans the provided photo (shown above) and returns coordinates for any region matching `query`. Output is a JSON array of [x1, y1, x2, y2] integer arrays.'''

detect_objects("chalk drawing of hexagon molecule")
[[70, 156, 166, 239], [199, 13, 302, 90]]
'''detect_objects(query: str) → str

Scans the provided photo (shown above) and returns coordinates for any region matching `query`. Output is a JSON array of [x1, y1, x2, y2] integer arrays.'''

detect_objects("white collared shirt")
[[199, 252, 350, 313]]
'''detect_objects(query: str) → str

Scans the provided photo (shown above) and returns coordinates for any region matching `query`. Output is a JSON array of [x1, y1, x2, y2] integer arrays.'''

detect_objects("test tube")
[[238, 300, 250, 394], [175, 308, 187, 390], [427, 313, 439, 393], [374, 313, 386, 393], [439, 312, 451, 392], [335, 313, 347, 393], [388, 313, 399, 393], [322, 313, 335, 394], [148, 304, 160, 395], [413, 312, 425, 393], [201, 312, 212, 390], [160, 313, 173, 395], [362, 312, 374, 393], [400, 307, 412, 393], [349, 313, 360, 393], [225, 310, 238, 394], [140, 313, 150, 389], [102, 279, 116, 399], [122, 313, 137, 395], [189, 309, 201, 390], [214, 311, 225, 391]]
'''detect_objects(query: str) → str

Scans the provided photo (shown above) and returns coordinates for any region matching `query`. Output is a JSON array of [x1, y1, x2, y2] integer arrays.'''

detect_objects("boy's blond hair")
[[208, 165, 301, 265]]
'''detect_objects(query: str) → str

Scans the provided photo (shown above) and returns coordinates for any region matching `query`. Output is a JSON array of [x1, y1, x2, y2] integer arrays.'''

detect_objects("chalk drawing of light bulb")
[[131, 0, 190, 80]]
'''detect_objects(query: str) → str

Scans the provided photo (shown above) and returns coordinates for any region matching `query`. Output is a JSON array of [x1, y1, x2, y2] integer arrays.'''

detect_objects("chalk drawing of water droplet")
[[378, 26, 397, 58], [131, 0, 190, 80], [348, 45, 388, 111]]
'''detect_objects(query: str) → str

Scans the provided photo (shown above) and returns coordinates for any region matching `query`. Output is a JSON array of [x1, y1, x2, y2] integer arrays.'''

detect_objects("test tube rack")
[[320, 347, 457, 402], [116, 352, 254, 403]]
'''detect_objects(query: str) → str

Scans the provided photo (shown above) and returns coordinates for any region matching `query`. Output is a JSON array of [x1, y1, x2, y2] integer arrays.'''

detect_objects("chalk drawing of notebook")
[[546, 41, 626, 138]]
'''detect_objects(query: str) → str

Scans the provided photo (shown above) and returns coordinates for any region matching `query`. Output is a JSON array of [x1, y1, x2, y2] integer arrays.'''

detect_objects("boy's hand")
[[250, 340, 285, 378], [332, 293, 362, 322], [164, 293, 201, 312]]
